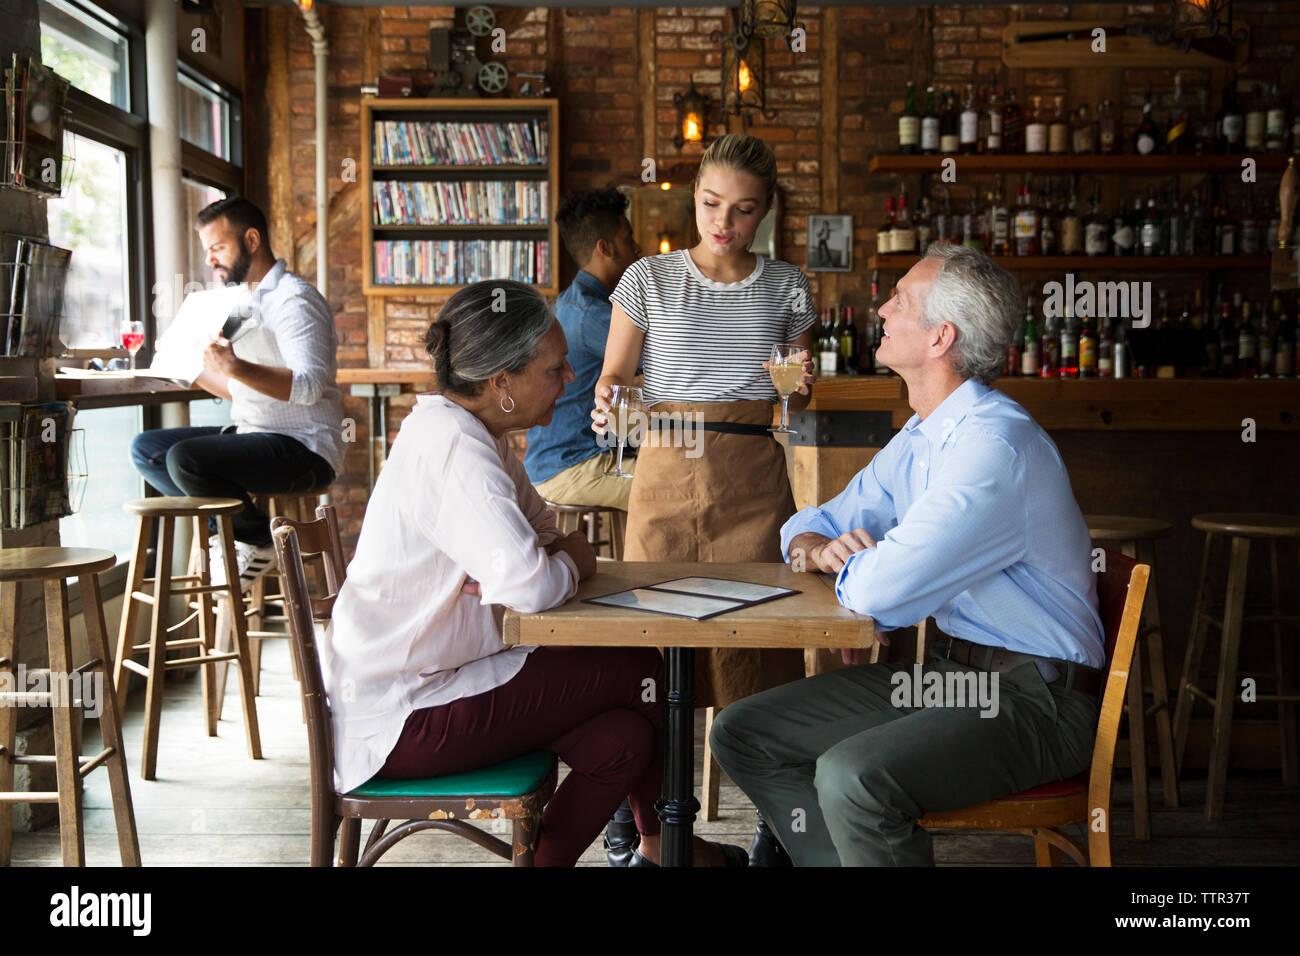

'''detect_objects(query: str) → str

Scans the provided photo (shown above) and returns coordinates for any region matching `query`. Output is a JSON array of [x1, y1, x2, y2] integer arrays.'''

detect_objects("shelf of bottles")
[[867, 254, 1271, 272]]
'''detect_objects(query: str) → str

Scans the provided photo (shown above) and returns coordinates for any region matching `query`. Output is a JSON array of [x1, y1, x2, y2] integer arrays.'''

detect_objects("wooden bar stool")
[[113, 497, 262, 781], [0, 548, 140, 866], [542, 500, 624, 560], [234, 487, 333, 698], [1172, 513, 1300, 821], [1085, 514, 1178, 840]]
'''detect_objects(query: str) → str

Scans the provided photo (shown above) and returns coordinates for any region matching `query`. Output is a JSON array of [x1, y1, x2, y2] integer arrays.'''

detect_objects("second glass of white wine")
[[602, 385, 644, 478], [768, 343, 803, 434]]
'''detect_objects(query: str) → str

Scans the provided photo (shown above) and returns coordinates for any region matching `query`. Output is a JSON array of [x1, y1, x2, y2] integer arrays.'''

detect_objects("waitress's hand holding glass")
[[591, 384, 647, 478], [765, 344, 814, 434]]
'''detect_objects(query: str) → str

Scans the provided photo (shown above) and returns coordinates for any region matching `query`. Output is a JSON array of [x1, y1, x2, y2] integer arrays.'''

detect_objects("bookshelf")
[[361, 98, 560, 297]]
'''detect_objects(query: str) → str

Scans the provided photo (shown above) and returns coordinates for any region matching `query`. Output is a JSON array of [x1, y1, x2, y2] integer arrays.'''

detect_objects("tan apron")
[[624, 399, 806, 709]]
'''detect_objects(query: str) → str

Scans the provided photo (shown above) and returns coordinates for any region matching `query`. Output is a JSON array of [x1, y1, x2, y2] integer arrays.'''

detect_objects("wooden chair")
[[271, 509, 557, 866], [917, 551, 1150, 867], [0, 548, 141, 866], [543, 500, 624, 559], [1085, 514, 1179, 839]]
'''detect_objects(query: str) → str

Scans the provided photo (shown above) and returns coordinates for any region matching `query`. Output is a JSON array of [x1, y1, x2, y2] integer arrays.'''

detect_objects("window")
[[46, 132, 130, 348], [183, 176, 227, 287], [179, 68, 238, 164], [37, 0, 130, 111], [58, 406, 140, 559]]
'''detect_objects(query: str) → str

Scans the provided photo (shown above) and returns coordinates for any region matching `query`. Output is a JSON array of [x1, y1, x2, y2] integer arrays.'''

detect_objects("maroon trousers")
[[380, 645, 665, 866]]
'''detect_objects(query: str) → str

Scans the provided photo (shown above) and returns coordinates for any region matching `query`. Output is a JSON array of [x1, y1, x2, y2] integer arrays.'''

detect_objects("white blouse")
[[321, 393, 579, 793]]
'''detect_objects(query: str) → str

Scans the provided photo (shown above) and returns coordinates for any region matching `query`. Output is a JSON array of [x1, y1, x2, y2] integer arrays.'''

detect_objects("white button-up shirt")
[[230, 259, 344, 474], [321, 393, 579, 793]]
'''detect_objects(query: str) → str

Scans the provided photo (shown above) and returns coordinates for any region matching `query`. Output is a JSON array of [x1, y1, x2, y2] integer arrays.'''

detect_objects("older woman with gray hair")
[[322, 280, 744, 867], [709, 244, 1108, 866]]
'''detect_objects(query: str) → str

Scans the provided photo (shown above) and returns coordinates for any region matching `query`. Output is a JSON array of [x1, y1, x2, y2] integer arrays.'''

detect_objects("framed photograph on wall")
[[807, 214, 852, 272]]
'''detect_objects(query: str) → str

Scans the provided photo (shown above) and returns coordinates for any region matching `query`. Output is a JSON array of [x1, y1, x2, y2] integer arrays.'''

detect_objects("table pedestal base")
[[657, 646, 698, 867]]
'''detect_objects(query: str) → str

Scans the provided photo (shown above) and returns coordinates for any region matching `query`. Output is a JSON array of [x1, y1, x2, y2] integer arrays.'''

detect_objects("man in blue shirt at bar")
[[526, 189, 641, 510], [710, 243, 1107, 866]]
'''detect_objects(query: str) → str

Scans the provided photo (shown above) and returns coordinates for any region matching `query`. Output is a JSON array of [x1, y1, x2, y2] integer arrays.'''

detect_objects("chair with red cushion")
[[917, 550, 1150, 867]]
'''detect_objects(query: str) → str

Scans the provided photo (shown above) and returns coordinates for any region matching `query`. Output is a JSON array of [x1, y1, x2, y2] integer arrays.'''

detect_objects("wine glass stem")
[[781, 396, 790, 430], [615, 436, 627, 475]]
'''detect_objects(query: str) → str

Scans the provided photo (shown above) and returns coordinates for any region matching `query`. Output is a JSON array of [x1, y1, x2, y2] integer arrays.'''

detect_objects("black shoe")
[[604, 819, 640, 867], [749, 816, 793, 867], [627, 842, 749, 867]]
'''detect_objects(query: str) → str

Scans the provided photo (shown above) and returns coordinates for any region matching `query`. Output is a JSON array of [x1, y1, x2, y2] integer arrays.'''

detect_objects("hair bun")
[[425, 318, 454, 390]]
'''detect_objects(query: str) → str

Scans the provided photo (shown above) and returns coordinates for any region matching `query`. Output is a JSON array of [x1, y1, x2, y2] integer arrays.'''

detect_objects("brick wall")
[[248, 2, 1297, 551]]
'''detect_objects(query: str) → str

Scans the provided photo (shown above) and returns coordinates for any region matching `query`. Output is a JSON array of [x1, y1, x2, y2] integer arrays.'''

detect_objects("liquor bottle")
[[1060, 180, 1083, 255], [1236, 301, 1258, 378], [1244, 83, 1266, 153], [1039, 311, 1059, 377], [861, 270, 881, 374], [1218, 78, 1244, 153], [1265, 83, 1288, 154], [1002, 88, 1025, 154], [1111, 197, 1136, 257], [1165, 187, 1184, 258], [878, 195, 896, 255], [1190, 190, 1212, 255], [1058, 306, 1079, 378], [1199, 289, 1220, 377], [1005, 314, 1023, 377], [960, 199, 980, 250], [985, 88, 1003, 153], [940, 90, 960, 154], [970, 193, 990, 250], [1238, 195, 1262, 256], [1025, 95, 1048, 154], [1164, 75, 1188, 155], [936, 187, 958, 244], [838, 305, 858, 374], [1038, 186, 1058, 256], [1021, 297, 1040, 377], [1048, 95, 1070, 155], [1134, 86, 1161, 156], [1274, 294, 1295, 377], [1013, 183, 1040, 256], [1098, 99, 1118, 155], [1258, 301, 1275, 378], [1218, 302, 1237, 377], [1084, 186, 1110, 256], [960, 84, 980, 154], [1098, 319, 1115, 378], [893, 187, 918, 254], [989, 175, 1011, 257], [1114, 320, 1131, 379], [1153, 289, 1173, 377], [921, 85, 940, 154], [819, 309, 839, 376], [1078, 315, 1097, 377], [1139, 192, 1164, 257], [915, 197, 934, 254], [1217, 203, 1237, 256], [899, 80, 921, 154], [1194, 88, 1215, 155], [1072, 103, 1096, 154]]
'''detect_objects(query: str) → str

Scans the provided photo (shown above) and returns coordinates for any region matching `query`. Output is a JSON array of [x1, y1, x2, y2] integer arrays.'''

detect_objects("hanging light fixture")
[[741, 0, 802, 44], [721, 31, 776, 121], [1156, 0, 1248, 50], [673, 78, 713, 149]]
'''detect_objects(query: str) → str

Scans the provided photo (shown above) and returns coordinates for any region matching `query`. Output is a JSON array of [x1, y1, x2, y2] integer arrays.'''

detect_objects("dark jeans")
[[380, 646, 665, 867], [129, 426, 335, 546]]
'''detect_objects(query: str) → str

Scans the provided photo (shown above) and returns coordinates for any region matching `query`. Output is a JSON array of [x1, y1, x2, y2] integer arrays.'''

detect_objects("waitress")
[[593, 133, 817, 860]]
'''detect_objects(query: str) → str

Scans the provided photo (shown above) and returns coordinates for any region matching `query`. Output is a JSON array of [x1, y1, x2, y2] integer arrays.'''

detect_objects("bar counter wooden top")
[[804, 375, 1300, 431]]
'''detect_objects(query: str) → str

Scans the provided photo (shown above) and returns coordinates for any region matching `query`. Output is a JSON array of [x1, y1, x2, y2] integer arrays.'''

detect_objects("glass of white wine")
[[768, 343, 804, 434], [602, 385, 645, 478]]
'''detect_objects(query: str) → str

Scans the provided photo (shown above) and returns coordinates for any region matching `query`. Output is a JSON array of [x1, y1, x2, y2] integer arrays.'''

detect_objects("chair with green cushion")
[[270, 509, 558, 867]]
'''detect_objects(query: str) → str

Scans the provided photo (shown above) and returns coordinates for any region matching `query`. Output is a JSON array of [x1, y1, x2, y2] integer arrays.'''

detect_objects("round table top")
[[0, 547, 116, 582], [1085, 515, 1174, 541], [123, 496, 244, 517], [1191, 513, 1300, 538]]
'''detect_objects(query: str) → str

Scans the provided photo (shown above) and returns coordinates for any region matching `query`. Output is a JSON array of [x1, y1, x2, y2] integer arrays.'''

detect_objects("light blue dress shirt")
[[780, 378, 1106, 668]]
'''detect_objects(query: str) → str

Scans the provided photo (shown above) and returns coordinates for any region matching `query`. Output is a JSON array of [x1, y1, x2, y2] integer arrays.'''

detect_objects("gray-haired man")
[[710, 244, 1106, 866]]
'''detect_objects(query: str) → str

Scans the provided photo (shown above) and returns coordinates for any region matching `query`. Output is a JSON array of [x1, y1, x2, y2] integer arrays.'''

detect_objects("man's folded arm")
[[834, 434, 1027, 629], [780, 450, 897, 561]]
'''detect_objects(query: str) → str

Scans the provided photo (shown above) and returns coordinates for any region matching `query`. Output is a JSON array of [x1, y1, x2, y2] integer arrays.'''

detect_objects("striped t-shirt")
[[609, 250, 818, 405]]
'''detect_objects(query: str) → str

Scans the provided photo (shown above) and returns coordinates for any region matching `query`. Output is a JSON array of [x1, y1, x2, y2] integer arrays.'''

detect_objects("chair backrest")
[[1087, 548, 1150, 866], [271, 506, 347, 822]]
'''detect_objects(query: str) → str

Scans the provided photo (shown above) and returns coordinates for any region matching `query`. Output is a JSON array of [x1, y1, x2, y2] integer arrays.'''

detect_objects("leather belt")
[[940, 635, 1103, 697], [694, 420, 772, 437]]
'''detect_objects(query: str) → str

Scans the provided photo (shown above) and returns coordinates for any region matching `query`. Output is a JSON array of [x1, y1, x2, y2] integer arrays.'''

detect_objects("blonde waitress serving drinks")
[[591, 133, 816, 861]]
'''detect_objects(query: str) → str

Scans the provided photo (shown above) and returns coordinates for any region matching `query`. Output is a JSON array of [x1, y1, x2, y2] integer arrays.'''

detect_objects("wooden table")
[[502, 561, 875, 867]]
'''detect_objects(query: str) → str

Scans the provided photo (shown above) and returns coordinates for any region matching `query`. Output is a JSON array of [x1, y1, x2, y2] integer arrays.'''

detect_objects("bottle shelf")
[[867, 254, 1273, 272], [868, 154, 1295, 175]]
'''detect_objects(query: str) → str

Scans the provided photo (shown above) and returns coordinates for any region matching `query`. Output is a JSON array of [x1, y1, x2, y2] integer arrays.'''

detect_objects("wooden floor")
[[10, 640, 1299, 866]]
